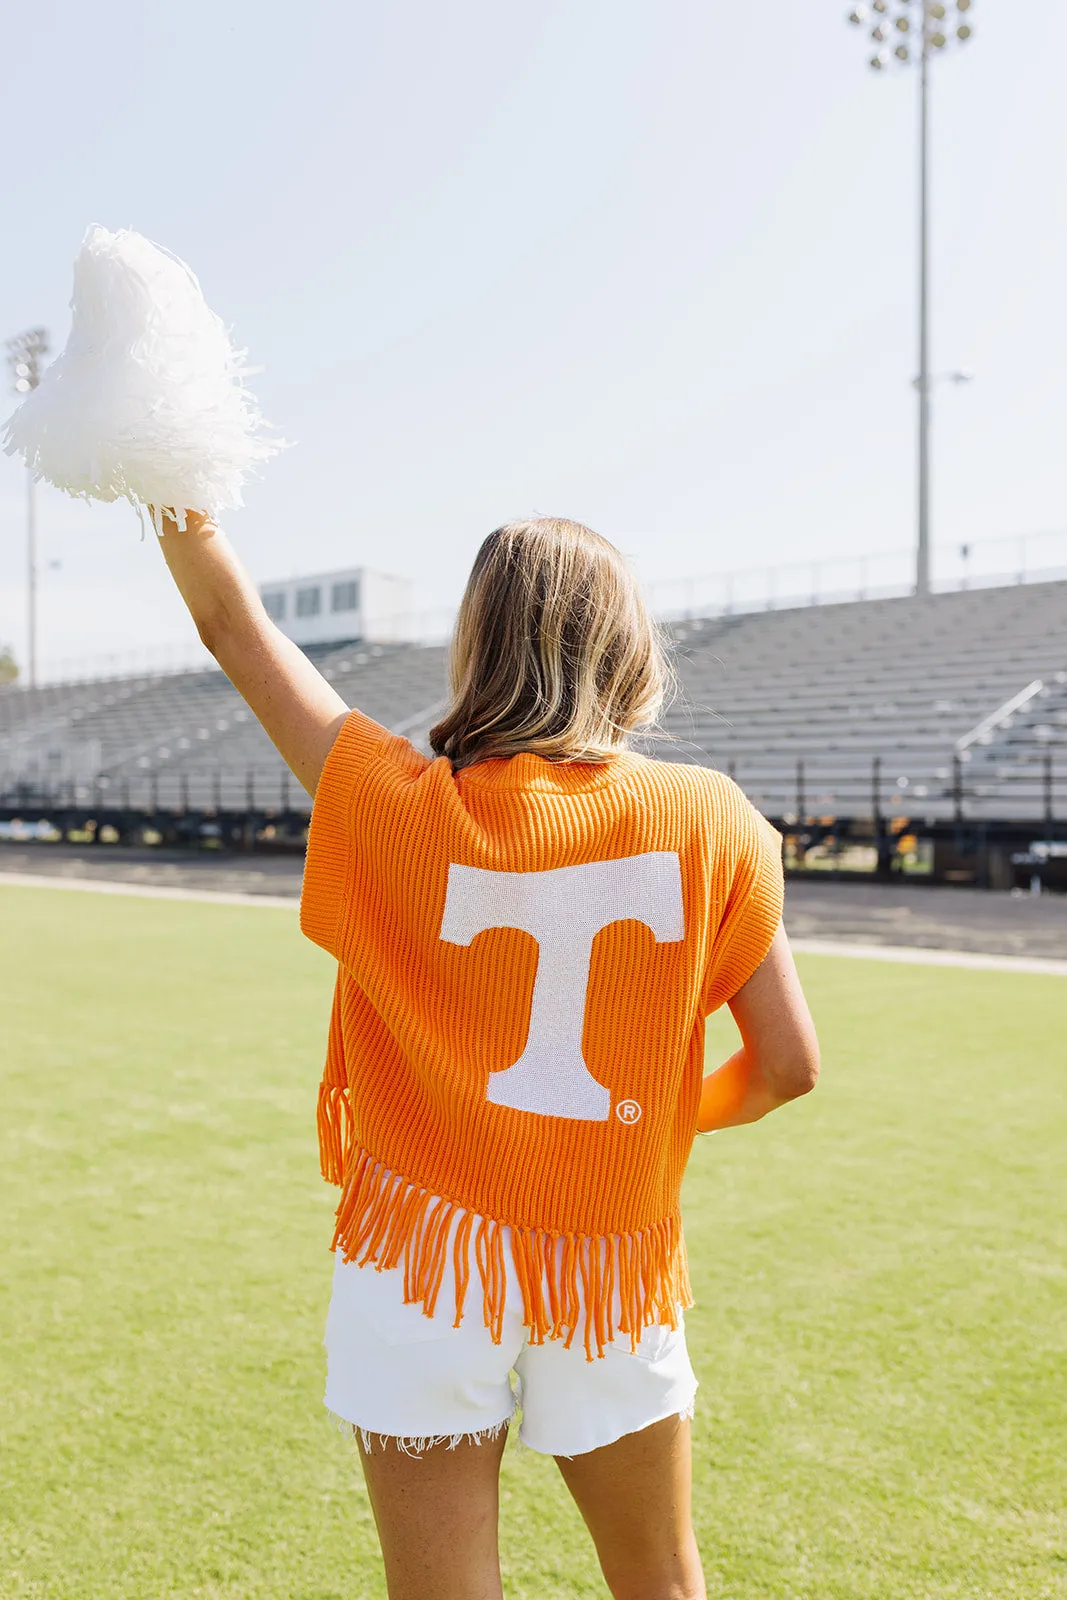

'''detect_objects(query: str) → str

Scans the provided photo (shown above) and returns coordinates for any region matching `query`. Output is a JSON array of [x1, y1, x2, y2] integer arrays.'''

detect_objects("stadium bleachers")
[[1, 578, 1064, 823], [656, 579, 1067, 820], [0, 640, 450, 813]]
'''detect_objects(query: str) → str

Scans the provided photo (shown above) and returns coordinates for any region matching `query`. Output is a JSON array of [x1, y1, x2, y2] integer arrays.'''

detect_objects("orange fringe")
[[317, 1082, 353, 1187], [316, 995, 351, 1187], [324, 1136, 694, 1362]]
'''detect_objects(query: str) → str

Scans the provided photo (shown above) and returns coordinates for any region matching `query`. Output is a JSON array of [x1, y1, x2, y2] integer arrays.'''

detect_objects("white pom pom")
[[2, 225, 285, 528]]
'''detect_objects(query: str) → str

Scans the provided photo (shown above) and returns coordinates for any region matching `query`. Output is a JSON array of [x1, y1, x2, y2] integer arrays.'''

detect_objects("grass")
[[0, 883, 1064, 1600]]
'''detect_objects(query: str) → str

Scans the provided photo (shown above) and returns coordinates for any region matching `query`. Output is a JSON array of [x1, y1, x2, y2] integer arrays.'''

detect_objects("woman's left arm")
[[697, 925, 820, 1132], [155, 509, 349, 795]]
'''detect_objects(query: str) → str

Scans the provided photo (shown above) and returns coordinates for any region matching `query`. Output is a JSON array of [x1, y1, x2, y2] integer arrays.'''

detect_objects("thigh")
[[554, 1413, 705, 1600], [358, 1426, 510, 1600]]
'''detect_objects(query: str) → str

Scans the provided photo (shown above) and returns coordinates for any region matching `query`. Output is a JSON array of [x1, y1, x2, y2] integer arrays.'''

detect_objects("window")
[[295, 586, 322, 618], [331, 579, 360, 613], [261, 590, 286, 621]]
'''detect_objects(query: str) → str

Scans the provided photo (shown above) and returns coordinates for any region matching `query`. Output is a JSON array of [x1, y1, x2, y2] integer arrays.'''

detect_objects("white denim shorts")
[[324, 1230, 698, 1459]]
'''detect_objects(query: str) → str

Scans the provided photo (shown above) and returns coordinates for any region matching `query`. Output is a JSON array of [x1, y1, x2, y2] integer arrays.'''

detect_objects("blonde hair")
[[429, 517, 677, 772]]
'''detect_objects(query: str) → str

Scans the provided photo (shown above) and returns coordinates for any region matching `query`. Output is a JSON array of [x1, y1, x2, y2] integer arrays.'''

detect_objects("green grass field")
[[1, 884, 1064, 1600]]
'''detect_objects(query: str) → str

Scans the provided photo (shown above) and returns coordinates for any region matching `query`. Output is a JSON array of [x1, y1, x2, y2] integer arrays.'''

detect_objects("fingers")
[[150, 506, 217, 536]]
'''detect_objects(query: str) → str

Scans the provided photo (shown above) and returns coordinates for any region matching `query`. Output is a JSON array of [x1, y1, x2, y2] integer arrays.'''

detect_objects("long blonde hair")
[[429, 518, 677, 771]]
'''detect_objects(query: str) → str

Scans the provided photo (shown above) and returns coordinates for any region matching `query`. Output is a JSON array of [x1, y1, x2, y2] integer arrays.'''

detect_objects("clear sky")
[[2, 0, 1065, 675]]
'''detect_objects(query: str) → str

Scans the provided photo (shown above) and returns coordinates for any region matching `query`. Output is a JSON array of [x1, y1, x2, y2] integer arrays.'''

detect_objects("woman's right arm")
[[154, 509, 350, 796], [697, 924, 820, 1132]]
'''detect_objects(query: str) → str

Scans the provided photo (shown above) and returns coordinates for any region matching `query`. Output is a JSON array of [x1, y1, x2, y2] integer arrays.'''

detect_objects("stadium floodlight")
[[5, 327, 50, 688], [847, 1, 975, 597]]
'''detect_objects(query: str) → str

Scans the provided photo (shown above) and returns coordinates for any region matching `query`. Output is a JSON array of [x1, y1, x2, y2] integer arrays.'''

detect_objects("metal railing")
[[955, 680, 1046, 753], [2, 750, 1064, 831], [0, 767, 311, 817], [732, 750, 1065, 829]]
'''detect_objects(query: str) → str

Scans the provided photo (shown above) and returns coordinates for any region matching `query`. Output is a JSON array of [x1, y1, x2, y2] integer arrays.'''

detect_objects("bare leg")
[[554, 1413, 706, 1600], [356, 1425, 510, 1600]]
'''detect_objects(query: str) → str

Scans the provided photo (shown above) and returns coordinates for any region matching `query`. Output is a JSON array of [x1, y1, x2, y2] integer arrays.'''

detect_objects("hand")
[[150, 506, 218, 537], [696, 1050, 753, 1133]]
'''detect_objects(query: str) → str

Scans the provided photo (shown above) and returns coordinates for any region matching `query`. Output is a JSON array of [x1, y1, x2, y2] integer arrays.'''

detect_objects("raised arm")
[[155, 509, 349, 795], [696, 924, 820, 1132]]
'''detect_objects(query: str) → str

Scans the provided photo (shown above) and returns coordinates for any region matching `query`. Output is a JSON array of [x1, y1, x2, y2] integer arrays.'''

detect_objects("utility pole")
[[6, 327, 50, 688], [848, 1, 975, 596], [917, 33, 931, 595]]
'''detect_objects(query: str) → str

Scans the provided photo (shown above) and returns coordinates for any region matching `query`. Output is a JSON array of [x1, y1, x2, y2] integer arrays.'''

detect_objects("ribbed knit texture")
[[301, 710, 783, 1360]]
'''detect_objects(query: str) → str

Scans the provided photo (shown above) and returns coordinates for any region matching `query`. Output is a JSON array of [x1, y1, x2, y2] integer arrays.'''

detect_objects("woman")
[[158, 511, 819, 1600]]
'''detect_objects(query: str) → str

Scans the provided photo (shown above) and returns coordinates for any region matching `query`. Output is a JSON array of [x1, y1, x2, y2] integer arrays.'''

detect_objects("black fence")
[[2, 750, 1064, 823], [0, 766, 307, 817], [0, 767, 309, 855], [1, 755, 1065, 888], [734, 751, 1064, 829]]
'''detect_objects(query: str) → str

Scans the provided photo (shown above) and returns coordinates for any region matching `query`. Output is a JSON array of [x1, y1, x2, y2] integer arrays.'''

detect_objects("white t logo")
[[439, 852, 684, 1121]]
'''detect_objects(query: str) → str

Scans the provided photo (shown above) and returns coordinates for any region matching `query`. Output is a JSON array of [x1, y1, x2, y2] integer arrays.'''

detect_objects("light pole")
[[5, 327, 49, 688], [848, 1, 975, 597]]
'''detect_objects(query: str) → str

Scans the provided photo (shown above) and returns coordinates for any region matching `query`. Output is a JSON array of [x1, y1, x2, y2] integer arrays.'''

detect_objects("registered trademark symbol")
[[616, 1099, 642, 1124]]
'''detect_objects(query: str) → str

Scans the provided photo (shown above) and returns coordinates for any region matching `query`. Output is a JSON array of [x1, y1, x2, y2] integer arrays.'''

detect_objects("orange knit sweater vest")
[[300, 710, 783, 1360]]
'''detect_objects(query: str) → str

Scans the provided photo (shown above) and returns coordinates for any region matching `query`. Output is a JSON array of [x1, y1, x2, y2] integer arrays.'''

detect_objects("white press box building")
[[258, 567, 415, 648]]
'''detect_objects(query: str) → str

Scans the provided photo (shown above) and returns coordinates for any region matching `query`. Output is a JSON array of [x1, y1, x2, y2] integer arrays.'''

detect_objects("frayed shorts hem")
[[328, 1405, 514, 1457], [327, 1389, 697, 1460], [523, 1388, 698, 1459]]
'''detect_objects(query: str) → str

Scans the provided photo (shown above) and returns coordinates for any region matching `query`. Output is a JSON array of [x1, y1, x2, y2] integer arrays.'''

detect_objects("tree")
[[0, 645, 19, 686]]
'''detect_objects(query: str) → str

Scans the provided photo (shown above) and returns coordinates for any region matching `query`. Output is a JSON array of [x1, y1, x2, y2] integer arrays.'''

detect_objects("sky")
[[1, 0, 1065, 677]]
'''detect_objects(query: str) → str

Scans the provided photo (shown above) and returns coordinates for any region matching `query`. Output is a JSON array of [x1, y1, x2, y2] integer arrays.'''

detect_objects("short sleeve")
[[299, 708, 390, 957], [700, 786, 784, 1015]]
